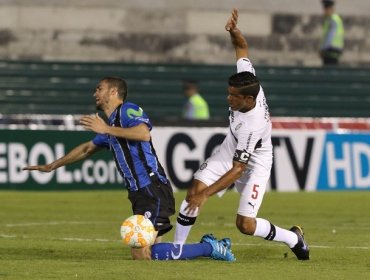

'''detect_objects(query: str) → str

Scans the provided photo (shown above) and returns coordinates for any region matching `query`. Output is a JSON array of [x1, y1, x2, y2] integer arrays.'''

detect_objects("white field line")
[[0, 234, 114, 243], [233, 242, 370, 250], [200, 222, 370, 229], [1, 233, 369, 250], [4, 221, 104, 227]]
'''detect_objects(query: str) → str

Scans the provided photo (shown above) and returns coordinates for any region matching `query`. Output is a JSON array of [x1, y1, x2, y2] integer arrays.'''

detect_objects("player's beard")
[[95, 100, 104, 111]]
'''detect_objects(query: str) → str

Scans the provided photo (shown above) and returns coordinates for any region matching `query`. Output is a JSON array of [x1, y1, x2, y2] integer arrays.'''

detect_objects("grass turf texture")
[[1, 191, 370, 280]]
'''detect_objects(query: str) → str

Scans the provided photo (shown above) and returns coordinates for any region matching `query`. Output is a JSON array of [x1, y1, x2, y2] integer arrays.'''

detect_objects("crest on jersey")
[[199, 162, 207, 170], [144, 211, 152, 219], [235, 123, 242, 131]]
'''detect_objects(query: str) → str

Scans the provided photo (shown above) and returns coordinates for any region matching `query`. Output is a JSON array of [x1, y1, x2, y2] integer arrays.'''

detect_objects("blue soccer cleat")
[[200, 233, 217, 243], [200, 234, 236, 262], [200, 234, 231, 250], [219, 238, 232, 250]]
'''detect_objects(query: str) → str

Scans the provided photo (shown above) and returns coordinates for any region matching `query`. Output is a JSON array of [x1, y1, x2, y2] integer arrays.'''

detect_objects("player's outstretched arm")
[[23, 141, 100, 172], [225, 8, 249, 60]]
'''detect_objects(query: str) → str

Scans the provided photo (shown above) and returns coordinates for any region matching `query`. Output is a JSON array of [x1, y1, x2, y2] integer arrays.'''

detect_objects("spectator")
[[182, 80, 210, 120], [319, 0, 344, 65]]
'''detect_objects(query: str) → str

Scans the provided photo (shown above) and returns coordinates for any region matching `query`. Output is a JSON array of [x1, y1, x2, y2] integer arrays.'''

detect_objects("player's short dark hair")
[[101, 76, 128, 100], [228, 71, 260, 99]]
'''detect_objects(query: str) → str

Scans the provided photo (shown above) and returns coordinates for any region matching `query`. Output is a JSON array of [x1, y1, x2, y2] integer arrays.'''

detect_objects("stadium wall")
[[1, 128, 369, 191], [0, 1, 369, 65]]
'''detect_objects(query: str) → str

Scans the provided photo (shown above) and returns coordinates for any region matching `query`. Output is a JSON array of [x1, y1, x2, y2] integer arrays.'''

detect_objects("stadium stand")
[[0, 60, 369, 122]]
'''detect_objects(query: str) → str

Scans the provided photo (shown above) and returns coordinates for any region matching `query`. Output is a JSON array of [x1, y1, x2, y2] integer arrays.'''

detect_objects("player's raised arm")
[[225, 9, 249, 60], [23, 141, 100, 172]]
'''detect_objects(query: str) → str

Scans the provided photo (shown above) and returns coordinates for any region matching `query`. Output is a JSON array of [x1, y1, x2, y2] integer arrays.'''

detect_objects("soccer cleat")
[[200, 234, 231, 250], [219, 238, 232, 250], [200, 234, 235, 262], [289, 226, 310, 260], [200, 233, 217, 243]]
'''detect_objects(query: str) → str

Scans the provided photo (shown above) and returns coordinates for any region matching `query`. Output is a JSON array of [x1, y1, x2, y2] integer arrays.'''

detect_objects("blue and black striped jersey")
[[92, 102, 168, 191]]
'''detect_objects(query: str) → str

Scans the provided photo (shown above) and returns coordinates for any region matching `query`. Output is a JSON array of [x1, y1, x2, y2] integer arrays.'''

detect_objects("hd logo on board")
[[318, 133, 370, 190]]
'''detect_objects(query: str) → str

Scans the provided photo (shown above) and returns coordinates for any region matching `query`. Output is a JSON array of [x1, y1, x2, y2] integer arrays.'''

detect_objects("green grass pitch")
[[1, 191, 370, 280]]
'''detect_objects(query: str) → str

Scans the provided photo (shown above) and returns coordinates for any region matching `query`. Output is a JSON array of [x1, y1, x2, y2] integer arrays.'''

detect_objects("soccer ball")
[[120, 214, 156, 248]]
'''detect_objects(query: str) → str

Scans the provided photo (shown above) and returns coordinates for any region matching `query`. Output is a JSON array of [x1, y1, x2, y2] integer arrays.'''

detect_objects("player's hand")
[[80, 113, 108, 134], [23, 164, 54, 172], [185, 191, 208, 215], [225, 8, 238, 32]]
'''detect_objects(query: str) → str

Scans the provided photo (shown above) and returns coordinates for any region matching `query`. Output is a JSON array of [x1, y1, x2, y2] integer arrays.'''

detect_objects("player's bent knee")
[[236, 216, 256, 235]]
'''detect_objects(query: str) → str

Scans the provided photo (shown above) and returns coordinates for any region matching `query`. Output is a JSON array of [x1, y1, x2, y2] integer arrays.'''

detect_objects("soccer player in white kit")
[[174, 9, 309, 260]]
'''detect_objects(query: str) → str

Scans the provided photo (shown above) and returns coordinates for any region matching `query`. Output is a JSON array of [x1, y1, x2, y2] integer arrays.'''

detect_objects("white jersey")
[[219, 58, 273, 175], [194, 58, 273, 217]]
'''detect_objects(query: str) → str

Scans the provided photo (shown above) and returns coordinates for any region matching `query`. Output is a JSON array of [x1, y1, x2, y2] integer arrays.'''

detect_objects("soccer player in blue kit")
[[23, 76, 235, 261]]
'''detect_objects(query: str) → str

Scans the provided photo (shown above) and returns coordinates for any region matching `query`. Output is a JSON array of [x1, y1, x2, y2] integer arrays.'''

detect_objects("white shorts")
[[194, 151, 271, 218]]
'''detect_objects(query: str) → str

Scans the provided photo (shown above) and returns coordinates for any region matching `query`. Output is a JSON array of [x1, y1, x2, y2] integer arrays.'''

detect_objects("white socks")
[[174, 201, 298, 248], [254, 218, 298, 248], [173, 200, 199, 244]]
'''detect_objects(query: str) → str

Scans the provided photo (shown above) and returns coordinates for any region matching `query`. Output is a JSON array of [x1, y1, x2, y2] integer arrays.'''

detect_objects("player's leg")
[[235, 179, 298, 245], [236, 215, 298, 247], [151, 242, 211, 260], [173, 179, 206, 244], [151, 240, 235, 261], [174, 153, 229, 244], [235, 176, 309, 260], [131, 242, 212, 260], [127, 180, 175, 260]]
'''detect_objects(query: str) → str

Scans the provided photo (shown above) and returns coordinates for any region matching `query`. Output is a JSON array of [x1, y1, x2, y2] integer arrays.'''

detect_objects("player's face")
[[94, 80, 111, 110], [227, 86, 254, 112]]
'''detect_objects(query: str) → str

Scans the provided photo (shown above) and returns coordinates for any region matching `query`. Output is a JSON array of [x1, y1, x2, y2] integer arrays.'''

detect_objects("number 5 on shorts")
[[251, 184, 259, 199]]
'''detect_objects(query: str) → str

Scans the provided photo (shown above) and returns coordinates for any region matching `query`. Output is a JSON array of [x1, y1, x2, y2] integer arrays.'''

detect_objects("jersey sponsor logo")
[[170, 244, 183, 260], [126, 107, 143, 119]]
